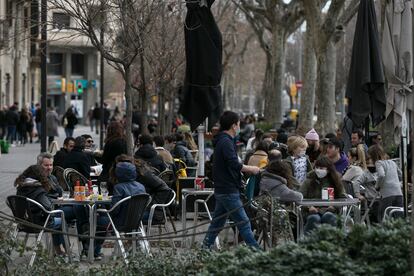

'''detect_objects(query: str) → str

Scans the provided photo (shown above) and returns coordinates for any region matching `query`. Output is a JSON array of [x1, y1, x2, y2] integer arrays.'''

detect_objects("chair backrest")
[[6, 195, 41, 233], [63, 168, 88, 190], [342, 180, 355, 197], [158, 170, 175, 188], [115, 193, 151, 233], [53, 166, 71, 192], [245, 175, 261, 201]]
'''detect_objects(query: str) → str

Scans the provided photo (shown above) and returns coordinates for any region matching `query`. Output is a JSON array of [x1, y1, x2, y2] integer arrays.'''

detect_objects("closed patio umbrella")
[[346, 0, 386, 128], [381, 0, 413, 216], [179, 0, 222, 131], [382, 0, 413, 143]]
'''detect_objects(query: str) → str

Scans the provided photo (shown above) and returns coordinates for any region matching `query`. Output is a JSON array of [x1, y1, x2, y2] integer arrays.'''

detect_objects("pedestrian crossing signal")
[[77, 82, 83, 94]]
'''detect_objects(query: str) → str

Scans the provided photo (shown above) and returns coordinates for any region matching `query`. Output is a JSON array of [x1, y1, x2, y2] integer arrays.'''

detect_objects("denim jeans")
[[36, 122, 41, 140], [203, 193, 259, 248], [50, 217, 64, 246], [64, 128, 74, 138], [7, 126, 16, 143], [304, 212, 337, 234]]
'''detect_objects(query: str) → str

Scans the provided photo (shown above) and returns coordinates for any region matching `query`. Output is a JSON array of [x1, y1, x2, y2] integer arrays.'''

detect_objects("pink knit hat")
[[305, 128, 319, 141]]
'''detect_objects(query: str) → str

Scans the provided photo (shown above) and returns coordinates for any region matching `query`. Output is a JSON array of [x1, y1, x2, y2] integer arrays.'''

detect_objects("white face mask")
[[315, 168, 328, 179]]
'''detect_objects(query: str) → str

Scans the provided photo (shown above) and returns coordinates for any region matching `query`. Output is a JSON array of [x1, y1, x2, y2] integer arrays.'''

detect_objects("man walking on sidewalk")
[[202, 111, 260, 249]]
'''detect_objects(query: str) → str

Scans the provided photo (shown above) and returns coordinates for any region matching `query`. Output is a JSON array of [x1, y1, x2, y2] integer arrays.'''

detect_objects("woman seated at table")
[[259, 160, 302, 203], [300, 156, 346, 234], [367, 145, 402, 221], [135, 157, 174, 223], [14, 165, 67, 255]]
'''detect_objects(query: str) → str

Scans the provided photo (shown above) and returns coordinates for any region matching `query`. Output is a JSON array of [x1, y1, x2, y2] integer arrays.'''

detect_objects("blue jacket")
[[212, 132, 243, 194], [111, 162, 146, 227]]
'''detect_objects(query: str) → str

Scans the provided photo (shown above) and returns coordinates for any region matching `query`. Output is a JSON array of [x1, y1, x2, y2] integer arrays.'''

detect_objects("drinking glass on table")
[[62, 191, 70, 199], [100, 182, 109, 199]]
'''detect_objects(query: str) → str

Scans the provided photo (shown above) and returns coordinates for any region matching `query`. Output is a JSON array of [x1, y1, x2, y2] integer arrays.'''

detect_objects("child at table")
[[300, 156, 347, 234]]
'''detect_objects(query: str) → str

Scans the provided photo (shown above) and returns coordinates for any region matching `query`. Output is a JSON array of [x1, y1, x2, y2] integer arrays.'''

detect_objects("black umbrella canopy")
[[179, 0, 223, 131], [346, 0, 386, 127]]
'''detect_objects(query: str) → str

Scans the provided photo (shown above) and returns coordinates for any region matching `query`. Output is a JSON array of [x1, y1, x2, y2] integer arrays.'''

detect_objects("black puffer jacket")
[[137, 170, 173, 221], [134, 144, 167, 173], [16, 178, 53, 225], [63, 148, 91, 178]]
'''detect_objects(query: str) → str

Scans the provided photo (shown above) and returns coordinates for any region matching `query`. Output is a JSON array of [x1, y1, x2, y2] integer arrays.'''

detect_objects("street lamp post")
[[99, 2, 105, 150], [40, 0, 47, 153]]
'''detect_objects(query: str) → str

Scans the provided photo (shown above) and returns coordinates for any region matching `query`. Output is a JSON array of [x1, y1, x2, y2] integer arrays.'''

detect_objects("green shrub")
[[3, 219, 411, 275]]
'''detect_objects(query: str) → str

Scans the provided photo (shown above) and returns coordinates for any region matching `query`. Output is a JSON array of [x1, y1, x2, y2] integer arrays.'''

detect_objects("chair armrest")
[[150, 191, 176, 209], [26, 197, 64, 217], [96, 208, 110, 214], [101, 195, 131, 214]]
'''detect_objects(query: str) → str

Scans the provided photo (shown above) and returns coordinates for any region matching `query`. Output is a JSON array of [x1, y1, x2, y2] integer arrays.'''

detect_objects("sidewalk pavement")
[[0, 125, 100, 214]]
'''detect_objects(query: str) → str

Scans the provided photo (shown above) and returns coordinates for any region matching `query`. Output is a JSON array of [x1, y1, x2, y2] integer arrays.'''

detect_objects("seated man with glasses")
[[81, 134, 98, 166]]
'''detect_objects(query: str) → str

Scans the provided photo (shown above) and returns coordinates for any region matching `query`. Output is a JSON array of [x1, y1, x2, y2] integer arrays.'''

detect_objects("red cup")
[[327, 187, 334, 200], [195, 178, 205, 190]]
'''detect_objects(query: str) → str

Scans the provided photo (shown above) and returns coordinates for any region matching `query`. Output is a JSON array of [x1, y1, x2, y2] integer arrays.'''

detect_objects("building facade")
[[0, 0, 36, 110], [0, 0, 99, 120], [47, 2, 99, 119]]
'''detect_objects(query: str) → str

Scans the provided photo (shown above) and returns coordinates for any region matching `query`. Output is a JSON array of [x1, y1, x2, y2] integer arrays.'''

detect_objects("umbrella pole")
[[197, 121, 206, 177], [365, 117, 370, 145], [401, 112, 408, 217]]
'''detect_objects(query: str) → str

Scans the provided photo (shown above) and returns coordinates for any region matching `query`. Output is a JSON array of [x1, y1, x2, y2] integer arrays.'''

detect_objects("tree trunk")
[[259, 57, 272, 117], [124, 66, 134, 156], [297, 28, 316, 136], [166, 88, 175, 133], [138, 51, 148, 135], [314, 40, 337, 135], [264, 26, 286, 127], [157, 82, 166, 136]]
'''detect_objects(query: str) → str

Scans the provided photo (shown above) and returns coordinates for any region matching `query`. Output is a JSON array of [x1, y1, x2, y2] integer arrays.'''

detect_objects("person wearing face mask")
[[285, 135, 313, 185], [305, 129, 322, 163], [300, 156, 346, 234], [202, 111, 261, 249]]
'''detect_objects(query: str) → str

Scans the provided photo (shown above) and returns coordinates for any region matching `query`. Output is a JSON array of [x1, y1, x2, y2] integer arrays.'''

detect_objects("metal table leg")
[[181, 193, 189, 248], [87, 204, 96, 263]]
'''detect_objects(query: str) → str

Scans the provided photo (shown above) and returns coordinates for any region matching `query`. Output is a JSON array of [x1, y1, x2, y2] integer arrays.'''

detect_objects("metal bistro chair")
[[146, 190, 177, 248], [97, 194, 152, 264], [63, 168, 88, 194], [6, 195, 71, 267], [383, 206, 405, 221], [52, 166, 71, 193]]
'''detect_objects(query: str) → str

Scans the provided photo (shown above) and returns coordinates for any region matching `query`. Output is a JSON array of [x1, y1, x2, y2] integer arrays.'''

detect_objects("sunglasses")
[[86, 140, 94, 143]]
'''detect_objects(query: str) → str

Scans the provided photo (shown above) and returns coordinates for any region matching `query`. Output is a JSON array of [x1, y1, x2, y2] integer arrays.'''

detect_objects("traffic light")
[[77, 81, 83, 94]]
